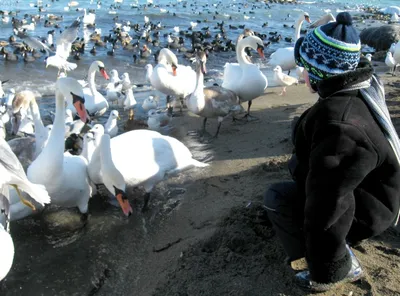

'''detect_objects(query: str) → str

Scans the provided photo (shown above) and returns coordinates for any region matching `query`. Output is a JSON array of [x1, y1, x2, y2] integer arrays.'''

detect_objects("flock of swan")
[[0, 7, 338, 283]]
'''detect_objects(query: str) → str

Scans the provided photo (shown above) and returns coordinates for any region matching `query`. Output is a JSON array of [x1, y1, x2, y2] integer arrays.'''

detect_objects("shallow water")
[[0, 0, 390, 101]]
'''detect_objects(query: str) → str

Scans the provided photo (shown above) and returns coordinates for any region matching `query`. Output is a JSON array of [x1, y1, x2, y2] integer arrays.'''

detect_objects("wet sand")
[[1, 67, 400, 296]]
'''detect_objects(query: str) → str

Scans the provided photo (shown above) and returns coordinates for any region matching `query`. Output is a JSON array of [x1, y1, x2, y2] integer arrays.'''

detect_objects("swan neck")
[[294, 18, 304, 41], [237, 39, 252, 65], [29, 98, 45, 133], [36, 90, 65, 168], [88, 67, 97, 96]]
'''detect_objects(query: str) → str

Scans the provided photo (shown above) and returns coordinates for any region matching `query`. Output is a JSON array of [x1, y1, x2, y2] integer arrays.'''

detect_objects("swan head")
[[158, 48, 178, 75], [299, 12, 311, 24], [99, 134, 133, 217], [90, 60, 110, 80], [56, 77, 88, 123], [0, 224, 14, 281]]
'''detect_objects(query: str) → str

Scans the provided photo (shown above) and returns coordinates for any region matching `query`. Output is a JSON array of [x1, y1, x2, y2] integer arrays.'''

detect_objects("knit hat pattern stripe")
[[314, 27, 361, 52]]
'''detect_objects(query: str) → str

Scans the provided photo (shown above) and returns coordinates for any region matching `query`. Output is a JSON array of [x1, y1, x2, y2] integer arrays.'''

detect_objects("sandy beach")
[[1, 61, 400, 296]]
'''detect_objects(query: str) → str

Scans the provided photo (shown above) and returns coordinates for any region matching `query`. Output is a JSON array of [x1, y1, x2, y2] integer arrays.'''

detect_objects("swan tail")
[[191, 159, 209, 168], [16, 181, 51, 206]]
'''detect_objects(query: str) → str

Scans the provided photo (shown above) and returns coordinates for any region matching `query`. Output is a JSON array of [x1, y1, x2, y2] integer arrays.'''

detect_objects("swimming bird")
[[273, 65, 298, 95], [187, 51, 243, 139]]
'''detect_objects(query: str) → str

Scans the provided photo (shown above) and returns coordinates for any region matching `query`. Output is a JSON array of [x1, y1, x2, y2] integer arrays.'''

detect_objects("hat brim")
[[294, 36, 305, 68]]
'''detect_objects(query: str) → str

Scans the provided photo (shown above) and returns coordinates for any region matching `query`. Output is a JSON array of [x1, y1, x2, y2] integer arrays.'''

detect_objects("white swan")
[[27, 77, 91, 214], [98, 133, 133, 216], [187, 52, 243, 138], [83, 8, 96, 26], [222, 35, 268, 119], [88, 126, 208, 211], [0, 222, 13, 281], [273, 65, 299, 96], [267, 12, 310, 71], [104, 110, 119, 138], [68, 60, 110, 118], [147, 48, 196, 111]]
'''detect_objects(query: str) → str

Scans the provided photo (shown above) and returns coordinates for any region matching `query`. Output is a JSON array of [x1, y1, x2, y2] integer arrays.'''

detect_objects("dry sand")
[[1, 68, 400, 296]]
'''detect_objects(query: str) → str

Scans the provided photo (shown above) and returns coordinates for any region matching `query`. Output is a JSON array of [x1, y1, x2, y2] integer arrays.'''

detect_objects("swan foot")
[[142, 192, 151, 212], [10, 184, 36, 211], [233, 113, 259, 123]]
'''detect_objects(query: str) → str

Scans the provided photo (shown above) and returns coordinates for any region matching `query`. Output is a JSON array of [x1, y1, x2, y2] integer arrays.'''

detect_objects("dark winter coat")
[[290, 60, 400, 283]]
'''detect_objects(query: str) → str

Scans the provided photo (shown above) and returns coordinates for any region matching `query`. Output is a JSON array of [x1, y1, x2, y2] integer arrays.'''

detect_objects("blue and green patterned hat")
[[294, 12, 361, 84]]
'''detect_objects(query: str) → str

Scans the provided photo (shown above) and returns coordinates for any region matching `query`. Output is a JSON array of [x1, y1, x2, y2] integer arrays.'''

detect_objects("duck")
[[68, 60, 110, 118], [267, 12, 310, 72], [27, 77, 91, 215], [187, 51, 243, 138], [146, 48, 196, 113], [222, 35, 268, 120], [124, 109, 148, 131], [273, 65, 298, 96], [104, 110, 120, 138], [87, 126, 208, 211]]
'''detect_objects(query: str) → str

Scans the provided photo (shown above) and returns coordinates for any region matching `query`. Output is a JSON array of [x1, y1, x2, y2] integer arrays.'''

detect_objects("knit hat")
[[294, 12, 361, 85]]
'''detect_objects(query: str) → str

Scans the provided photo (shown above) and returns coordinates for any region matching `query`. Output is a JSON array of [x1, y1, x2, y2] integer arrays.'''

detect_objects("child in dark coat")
[[264, 12, 400, 292]]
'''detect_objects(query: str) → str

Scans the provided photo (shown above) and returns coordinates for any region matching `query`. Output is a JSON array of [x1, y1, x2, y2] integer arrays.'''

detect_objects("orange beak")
[[257, 48, 265, 59], [116, 193, 133, 216], [73, 101, 88, 123], [100, 68, 110, 80], [172, 65, 177, 76], [305, 16, 311, 23]]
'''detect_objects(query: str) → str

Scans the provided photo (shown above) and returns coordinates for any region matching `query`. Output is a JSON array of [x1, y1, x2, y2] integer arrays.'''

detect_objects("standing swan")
[[68, 60, 110, 118], [222, 35, 268, 120], [27, 77, 92, 215], [146, 48, 196, 113], [187, 51, 244, 139], [267, 12, 311, 72]]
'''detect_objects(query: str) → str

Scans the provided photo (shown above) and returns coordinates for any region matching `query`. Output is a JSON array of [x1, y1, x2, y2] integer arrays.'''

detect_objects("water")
[[0, 0, 395, 122]]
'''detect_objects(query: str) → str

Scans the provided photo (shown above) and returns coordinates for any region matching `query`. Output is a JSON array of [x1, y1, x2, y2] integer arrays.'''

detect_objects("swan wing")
[[268, 48, 295, 71], [222, 63, 242, 92]]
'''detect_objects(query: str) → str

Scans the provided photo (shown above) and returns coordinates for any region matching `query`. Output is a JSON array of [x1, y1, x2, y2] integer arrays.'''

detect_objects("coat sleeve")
[[304, 121, 378, 283]]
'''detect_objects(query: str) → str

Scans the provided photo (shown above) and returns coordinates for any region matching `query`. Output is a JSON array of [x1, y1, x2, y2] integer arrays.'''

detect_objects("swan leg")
[[142, 192, 151, 212], [234, 101, 259, 122], [10, 184, 36, 211], [179, 96, 184, 113]]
